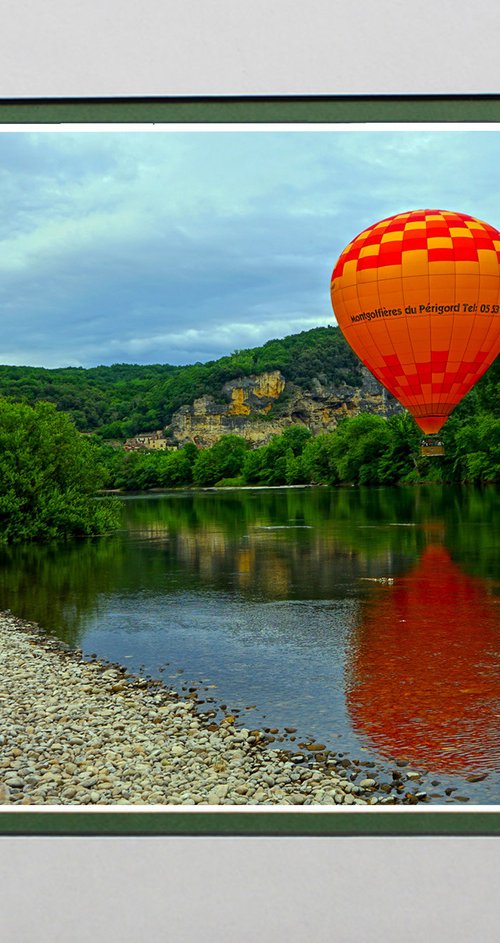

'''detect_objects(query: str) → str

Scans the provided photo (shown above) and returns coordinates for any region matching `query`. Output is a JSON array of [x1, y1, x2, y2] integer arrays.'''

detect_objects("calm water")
[[1, 484, 498, 803]]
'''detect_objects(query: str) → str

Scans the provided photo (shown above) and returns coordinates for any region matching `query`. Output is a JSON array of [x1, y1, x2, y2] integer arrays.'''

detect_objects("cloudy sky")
[[2, 126, 500, 368]]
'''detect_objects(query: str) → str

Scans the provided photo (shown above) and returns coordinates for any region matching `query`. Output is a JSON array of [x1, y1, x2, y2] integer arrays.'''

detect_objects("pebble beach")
[[1, 611, 441, 807]]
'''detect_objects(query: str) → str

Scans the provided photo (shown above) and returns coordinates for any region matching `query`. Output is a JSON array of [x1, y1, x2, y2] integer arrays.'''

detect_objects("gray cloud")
[[1, 129, 500, 367]]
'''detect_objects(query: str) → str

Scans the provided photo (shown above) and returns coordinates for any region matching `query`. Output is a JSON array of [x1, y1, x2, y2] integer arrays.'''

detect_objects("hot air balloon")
[[330, 209, 500, 454]]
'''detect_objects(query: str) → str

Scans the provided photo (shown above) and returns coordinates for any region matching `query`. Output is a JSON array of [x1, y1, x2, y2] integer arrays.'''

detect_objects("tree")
[[192, 435, 249, 486], [280, 425, 313, 455], [0, 398, 120, 543], [242, 446, 269, 484], [301, 433, 339, 484], [159, 448, 195, 487], [328, 414, 393, 484], [192, 449, 220, 487], [452, 414, 500, 482], [379, 413, 420, 484]]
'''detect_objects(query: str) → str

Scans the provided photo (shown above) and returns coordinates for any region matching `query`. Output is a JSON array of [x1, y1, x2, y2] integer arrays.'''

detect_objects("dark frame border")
[[0, 94, 498, 837], [0, 810, 499, 837], [1, 95, 500, 124]]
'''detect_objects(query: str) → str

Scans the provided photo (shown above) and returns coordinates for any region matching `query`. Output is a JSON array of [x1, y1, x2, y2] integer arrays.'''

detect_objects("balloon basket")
[[420, 437, 445, 458]]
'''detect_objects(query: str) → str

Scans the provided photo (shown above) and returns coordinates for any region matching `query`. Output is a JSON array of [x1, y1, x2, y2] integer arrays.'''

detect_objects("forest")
[[0, 326, 361, 437], [97, 395, 499, 492], [79, 325, 498, 489], [0, 325, 498, 544]]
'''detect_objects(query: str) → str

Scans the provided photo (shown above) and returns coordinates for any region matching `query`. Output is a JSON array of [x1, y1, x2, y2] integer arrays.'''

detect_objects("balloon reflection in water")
[[346, 545, 499, 773]]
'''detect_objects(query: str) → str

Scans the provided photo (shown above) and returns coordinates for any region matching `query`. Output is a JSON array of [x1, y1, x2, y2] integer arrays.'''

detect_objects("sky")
[[2, 125, 500, 368]]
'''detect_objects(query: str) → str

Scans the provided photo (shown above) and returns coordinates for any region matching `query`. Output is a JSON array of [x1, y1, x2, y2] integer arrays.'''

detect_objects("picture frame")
[[0, 93, 499, 840], [0, 93, 498, 942]]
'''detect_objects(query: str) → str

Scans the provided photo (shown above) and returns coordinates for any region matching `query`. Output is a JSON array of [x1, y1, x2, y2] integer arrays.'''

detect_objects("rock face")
[[169, 369, 401, 449]]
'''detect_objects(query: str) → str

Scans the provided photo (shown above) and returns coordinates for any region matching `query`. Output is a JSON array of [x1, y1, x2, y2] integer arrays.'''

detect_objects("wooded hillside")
[[0, 327, 362, 438]]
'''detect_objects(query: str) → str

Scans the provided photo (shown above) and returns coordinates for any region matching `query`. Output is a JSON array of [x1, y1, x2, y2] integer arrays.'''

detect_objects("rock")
[[252, 788, 268, 802], [169, 368, 397, 449], [4, 777, 24, 789], [62, 786, 78, 799], [207, 785, 229, 803], [0, 783, 10, 802]]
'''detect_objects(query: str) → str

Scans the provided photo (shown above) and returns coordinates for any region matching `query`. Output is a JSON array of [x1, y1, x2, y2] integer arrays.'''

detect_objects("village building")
[[123, 430, 176, 452]]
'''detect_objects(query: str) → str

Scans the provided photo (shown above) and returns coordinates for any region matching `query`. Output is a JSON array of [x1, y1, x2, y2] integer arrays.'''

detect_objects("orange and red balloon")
[[330, 209, 500, 434]]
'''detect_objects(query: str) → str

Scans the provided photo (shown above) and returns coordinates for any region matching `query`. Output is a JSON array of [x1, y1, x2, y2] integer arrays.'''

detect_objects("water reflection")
[[0, 537, 127, 647], [346, 544, 500, 773], [0, 485, 498, 799], [0, 484, 497, 637]]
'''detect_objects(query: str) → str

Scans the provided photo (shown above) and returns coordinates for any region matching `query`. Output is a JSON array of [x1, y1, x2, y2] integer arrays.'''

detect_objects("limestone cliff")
[[167, 369, 401, 449]]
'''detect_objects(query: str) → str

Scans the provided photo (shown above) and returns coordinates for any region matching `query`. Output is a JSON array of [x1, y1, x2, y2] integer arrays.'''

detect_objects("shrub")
[[0, 398, 121, 542]]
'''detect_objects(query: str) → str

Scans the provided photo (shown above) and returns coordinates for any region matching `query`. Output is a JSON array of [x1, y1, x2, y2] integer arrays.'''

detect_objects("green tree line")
[[0, 327, 362, 438], [99, 394, 500, 492], [0, 330, 497, 546], [0, 355, 497, 547]]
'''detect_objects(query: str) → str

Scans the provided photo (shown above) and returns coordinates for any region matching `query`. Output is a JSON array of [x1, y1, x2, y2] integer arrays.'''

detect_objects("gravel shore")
[[1, 611, 432, 806]]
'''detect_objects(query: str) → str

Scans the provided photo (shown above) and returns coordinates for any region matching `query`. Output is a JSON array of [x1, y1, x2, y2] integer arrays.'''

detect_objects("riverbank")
[[1, 611, 436, 807]]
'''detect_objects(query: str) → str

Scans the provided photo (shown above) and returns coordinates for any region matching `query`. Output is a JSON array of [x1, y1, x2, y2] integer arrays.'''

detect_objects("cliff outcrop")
[[168, 369, 400, 449]]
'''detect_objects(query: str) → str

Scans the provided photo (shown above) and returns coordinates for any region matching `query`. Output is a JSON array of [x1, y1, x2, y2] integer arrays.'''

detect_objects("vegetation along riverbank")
[[0, 328, 498, 511], [0, 610, 463, 807]]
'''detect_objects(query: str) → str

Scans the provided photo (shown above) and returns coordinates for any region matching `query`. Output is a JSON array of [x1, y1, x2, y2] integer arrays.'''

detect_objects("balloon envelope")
[[330, 209, 500, 433]]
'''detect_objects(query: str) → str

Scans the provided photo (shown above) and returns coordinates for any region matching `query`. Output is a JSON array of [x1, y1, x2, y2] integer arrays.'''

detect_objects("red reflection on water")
[[347, 546, 500, 773]]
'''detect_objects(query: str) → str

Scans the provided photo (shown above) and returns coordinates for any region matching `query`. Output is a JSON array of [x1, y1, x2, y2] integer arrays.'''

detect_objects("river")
[[1, 484, 498, 804]]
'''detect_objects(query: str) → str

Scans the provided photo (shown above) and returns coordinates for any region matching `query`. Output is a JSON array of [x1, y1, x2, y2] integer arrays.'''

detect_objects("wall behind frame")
[[0, 0, 499, 97], [1, 836, 499, 942]]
